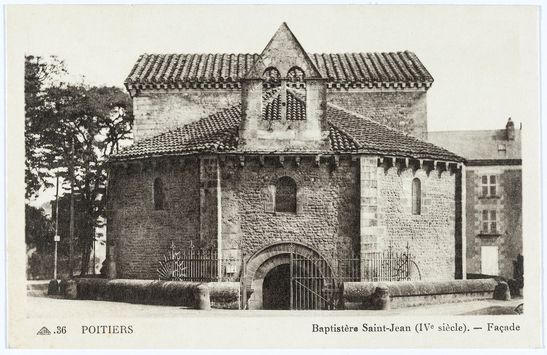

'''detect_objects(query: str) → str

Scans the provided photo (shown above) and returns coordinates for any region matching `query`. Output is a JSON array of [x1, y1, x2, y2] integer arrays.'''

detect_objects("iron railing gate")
[[290, 252, 338, 310]]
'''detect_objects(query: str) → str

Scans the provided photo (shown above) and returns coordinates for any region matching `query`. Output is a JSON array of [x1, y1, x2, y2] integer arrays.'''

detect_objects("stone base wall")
[[108, 158, 201, 279], [377, 166, 456, 281], [343, 279, 498, 310]]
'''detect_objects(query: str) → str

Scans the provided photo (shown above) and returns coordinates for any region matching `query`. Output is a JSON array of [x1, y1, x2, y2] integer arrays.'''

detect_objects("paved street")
[[26, 294, 524, 318]]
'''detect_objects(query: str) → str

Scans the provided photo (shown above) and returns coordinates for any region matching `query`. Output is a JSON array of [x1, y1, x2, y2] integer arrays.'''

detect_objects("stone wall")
[[133, 90, 240, 141], [377, 166, 456, 281], [108, 154, 458, 282], [132, 88, 427, 143], [465, 166, 522, 279], [107, 158, 201, 279], [220, 156, 360, 263], [327, 89, 428, 139]]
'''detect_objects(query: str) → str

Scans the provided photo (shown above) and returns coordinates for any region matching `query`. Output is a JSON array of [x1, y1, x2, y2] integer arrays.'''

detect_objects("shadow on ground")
[[461, 303, 523, 315]]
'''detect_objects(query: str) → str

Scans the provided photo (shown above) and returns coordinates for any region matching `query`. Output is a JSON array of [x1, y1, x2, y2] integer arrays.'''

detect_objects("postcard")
[[6, 5, 541, 349]]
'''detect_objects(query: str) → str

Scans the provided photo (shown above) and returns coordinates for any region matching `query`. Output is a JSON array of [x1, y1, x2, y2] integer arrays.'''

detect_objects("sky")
[[12, 5, 538, 133], [8, 5, 540, 210]]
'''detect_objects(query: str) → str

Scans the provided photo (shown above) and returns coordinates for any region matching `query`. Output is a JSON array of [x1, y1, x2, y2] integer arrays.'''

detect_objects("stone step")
[[27, 281, 51, 297], [27, 281, 49, 291]]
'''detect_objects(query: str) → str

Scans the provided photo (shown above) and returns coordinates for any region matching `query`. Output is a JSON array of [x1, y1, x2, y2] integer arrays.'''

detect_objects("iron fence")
[[158, 242, 420, 284], [157, 243, 239, 282], [360, 248, 420, 282]]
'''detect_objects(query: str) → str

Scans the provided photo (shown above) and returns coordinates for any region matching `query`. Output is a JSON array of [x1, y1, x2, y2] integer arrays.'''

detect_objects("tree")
[[25, 55, 133, 275], [25, 204, 55, 253], [25, 55, 67, 199]]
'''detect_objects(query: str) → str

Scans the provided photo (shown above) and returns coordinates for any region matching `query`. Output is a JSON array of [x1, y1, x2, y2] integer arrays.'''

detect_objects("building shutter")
[[481, 246, 499, 276]]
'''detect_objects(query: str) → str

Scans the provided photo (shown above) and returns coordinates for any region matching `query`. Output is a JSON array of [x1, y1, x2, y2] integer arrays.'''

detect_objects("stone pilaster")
[[360, 156, 385, 280], [200, 156, 222, 252]]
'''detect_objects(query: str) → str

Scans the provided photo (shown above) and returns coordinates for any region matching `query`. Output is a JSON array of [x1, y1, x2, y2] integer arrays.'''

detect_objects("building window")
[[412, 178, 421, 215], [481, 210, 498, 234], [275, 176, 297, 213], [481, 175, 498, 197], [154, 178, 165, 210]]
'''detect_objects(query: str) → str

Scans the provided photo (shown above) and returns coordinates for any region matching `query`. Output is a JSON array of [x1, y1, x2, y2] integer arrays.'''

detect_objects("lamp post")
[[69, 136, 74, 278], [48, 174, 61, 296], [53, 174, 60, 280]]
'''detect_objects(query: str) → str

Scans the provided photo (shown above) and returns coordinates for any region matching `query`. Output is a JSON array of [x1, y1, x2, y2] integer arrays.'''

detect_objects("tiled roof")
[[125, 51, 433, 88], [310, 52, 433, 87], [326, 104, 462, 161], [113, 104, 461, 162], [115, 106, 241, 159], [263, 89, 306, 121]]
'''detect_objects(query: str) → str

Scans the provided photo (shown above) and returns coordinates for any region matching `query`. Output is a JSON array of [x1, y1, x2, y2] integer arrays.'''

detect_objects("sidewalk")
[[25, 294, 524, 318]]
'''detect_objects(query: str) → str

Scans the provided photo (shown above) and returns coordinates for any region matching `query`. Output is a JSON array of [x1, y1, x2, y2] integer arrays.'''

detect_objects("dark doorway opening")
[[262, 264, 291, 310]]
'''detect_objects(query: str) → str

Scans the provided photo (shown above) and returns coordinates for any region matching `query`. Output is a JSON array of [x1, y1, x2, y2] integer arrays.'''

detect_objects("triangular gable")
[[246, 22, 322, 79]]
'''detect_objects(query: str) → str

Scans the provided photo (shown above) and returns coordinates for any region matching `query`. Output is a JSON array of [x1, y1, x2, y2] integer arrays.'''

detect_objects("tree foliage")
[[25, 55, 134, 275], [25, 55, 67, 199], [25, 204, 55, 253]]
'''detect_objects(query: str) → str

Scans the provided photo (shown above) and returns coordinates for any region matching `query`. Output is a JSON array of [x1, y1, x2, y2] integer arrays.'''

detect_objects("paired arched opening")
[[262, 66, 306, 121], [262, 66, 305, 85]]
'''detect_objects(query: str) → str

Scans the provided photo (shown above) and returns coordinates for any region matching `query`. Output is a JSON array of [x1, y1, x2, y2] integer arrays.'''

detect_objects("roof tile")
[[125, 51, 433, 88], [113, 101, 460, 162]]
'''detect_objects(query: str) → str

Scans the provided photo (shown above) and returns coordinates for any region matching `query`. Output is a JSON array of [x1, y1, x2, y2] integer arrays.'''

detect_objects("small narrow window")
[[275, 176, 297, 213], [154, 178, 164, 210], [412, 178, 421, 215]]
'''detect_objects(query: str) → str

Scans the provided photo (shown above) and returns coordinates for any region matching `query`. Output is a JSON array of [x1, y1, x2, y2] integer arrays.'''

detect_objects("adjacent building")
[[429, 118, 522, 279]]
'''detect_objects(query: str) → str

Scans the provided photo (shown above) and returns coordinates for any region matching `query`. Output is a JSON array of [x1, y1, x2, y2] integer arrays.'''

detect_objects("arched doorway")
[[262, 264, 291, 310], [245, 242, 337, 310]]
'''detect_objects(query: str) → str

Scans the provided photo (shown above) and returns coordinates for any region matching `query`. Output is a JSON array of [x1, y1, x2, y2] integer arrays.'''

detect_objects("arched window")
[[275, 176, 297, 213], [263, 67, 281, 88], [412, 178, 421, 215], [154, 178, 165, 210], [287, 66, 305, 84]]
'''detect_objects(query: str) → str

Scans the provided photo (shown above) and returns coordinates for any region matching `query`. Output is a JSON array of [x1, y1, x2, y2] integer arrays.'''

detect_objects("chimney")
[[506, 118, 515, 140]]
